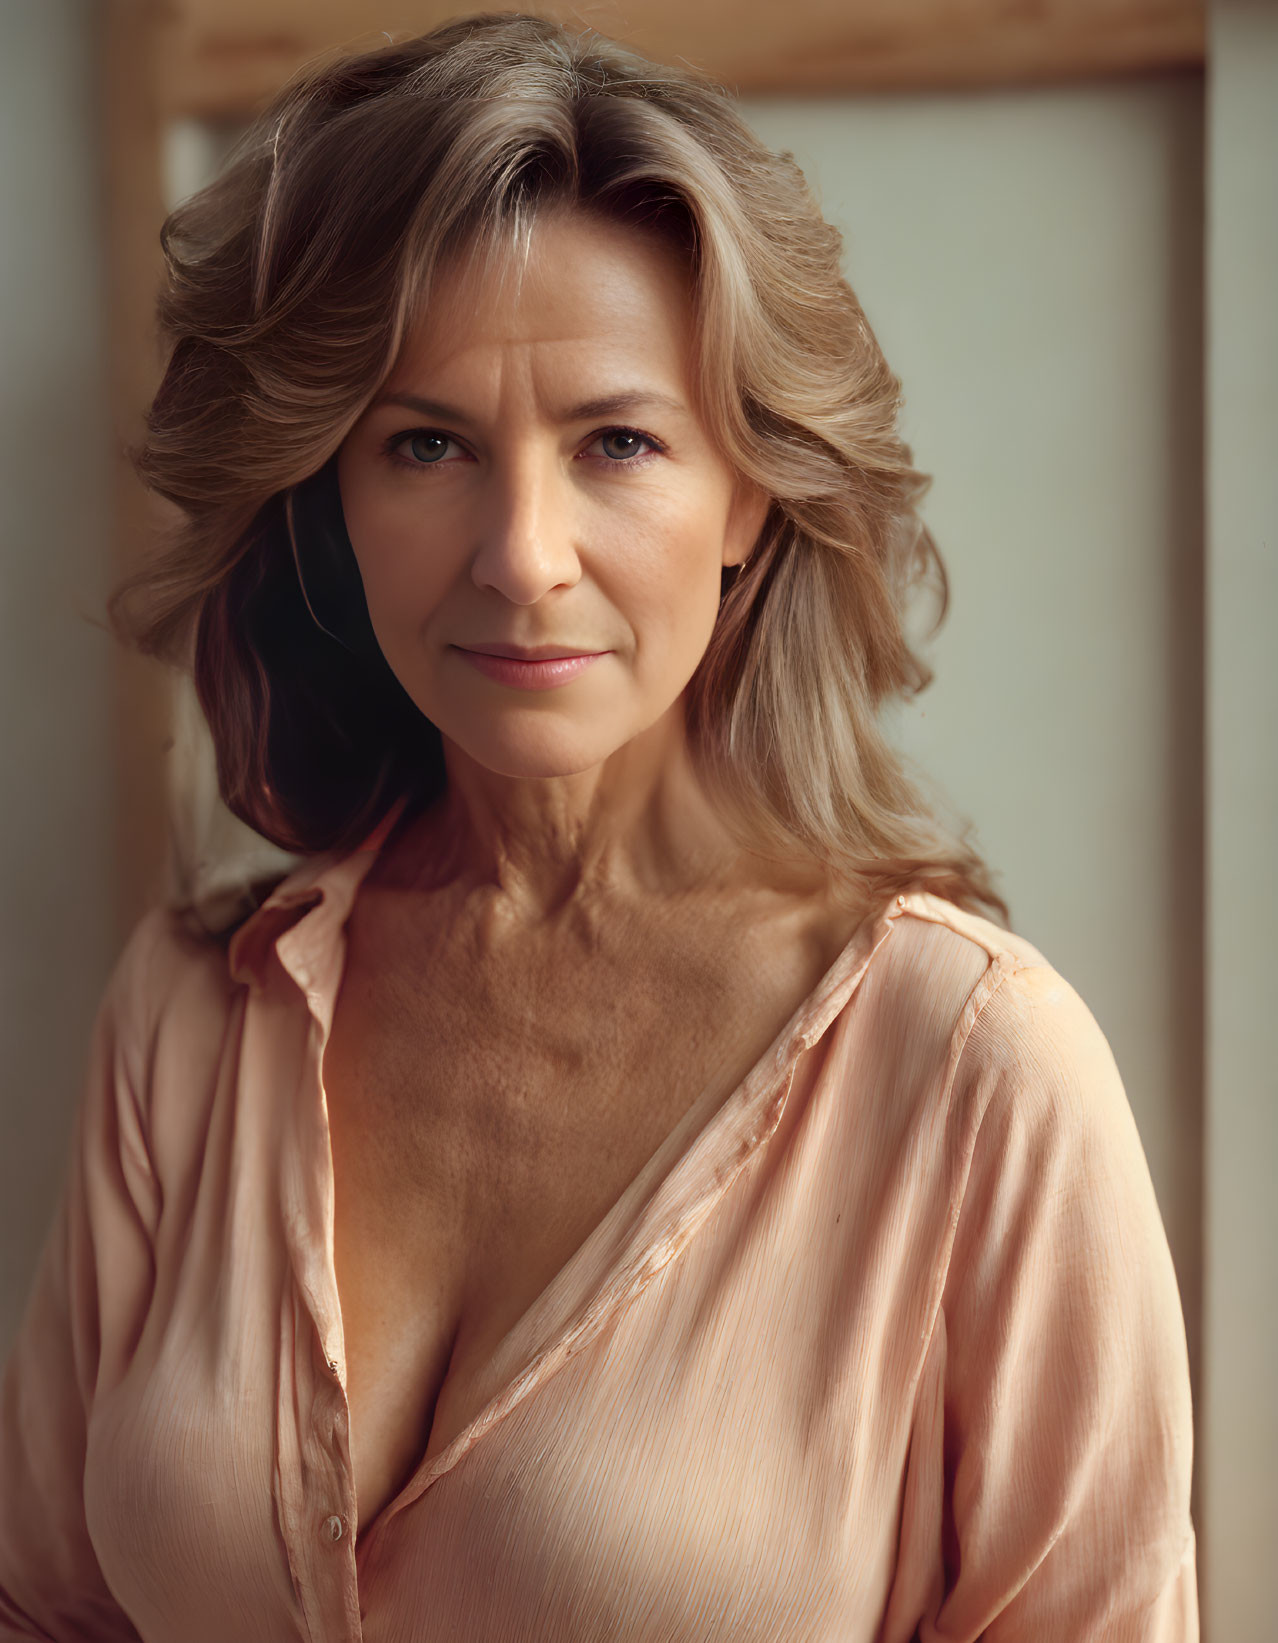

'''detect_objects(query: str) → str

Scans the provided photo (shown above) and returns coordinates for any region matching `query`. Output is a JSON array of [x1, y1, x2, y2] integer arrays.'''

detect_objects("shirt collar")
[[227, 797, 408, 992]]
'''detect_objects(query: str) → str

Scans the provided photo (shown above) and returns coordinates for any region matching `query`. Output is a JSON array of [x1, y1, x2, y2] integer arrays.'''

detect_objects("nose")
[[469, 452, 583, 605]]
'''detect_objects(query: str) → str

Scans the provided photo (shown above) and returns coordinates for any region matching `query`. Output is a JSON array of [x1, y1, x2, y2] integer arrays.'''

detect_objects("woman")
[[0, 14, 1197, 1640]]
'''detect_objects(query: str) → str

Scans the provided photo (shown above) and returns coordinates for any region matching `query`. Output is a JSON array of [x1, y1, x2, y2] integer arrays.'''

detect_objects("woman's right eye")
[[387, 429, 464, 468]]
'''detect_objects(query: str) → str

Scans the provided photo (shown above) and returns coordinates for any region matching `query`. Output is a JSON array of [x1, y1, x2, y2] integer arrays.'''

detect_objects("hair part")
[[110, 11, 1009, 927]]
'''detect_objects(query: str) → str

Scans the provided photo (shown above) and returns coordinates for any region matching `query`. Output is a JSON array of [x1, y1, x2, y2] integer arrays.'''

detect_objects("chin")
[[447, 717, 632, 781]]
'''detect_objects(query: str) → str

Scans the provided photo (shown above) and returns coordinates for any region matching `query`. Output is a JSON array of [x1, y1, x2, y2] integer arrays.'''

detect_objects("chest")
[[318, 892, 855, 1537]]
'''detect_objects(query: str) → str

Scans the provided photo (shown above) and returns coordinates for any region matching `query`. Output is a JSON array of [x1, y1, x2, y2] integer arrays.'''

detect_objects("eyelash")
[[381, 424, 666, 474]]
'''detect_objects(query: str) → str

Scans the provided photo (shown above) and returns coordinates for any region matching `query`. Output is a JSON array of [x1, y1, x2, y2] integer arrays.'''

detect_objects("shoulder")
[[892, 889, 1051, 974], [98, 905, 245, 1125], [878, 899, 1164, 1252], [899, 911, 1189, 1389], [108, 903, 241, 1021], [870, 892, 1138, 1162], [855, 889, 1052, 1068], [884, 892, 1107, 1077]]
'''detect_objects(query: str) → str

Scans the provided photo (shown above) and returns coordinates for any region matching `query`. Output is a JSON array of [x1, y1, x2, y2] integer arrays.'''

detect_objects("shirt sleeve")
[[0, 917, 165, 1640], [917, 958, 1198, 1642]]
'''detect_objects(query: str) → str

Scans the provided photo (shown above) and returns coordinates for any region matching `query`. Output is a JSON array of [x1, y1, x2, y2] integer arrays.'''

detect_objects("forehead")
[[391, 210, 696, 383]]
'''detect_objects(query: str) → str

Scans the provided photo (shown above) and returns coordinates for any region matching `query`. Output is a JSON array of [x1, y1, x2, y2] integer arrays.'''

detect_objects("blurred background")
[[1, 1, 1274, 1636]]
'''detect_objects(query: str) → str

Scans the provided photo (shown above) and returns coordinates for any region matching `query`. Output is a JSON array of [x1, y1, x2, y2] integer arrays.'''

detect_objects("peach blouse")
[[0, 826, 1198, 1641]]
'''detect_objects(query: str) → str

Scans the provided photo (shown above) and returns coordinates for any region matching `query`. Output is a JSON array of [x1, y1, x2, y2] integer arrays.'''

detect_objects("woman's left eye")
[[588, 427, 661, 463]]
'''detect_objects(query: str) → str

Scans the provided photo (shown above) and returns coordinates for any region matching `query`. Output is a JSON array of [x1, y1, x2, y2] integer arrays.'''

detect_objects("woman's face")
[[336, 209, 768, 781]]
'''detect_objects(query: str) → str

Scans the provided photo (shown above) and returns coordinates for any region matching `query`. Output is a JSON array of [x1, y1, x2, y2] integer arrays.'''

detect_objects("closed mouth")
[[457, 643, 606, 661]]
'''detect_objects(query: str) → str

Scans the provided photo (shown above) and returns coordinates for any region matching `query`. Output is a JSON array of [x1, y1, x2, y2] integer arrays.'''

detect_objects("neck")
[[376, 700, 775, 924]]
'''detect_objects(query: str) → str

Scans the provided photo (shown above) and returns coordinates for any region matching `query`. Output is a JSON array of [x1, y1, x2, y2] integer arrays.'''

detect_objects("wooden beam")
[[158, 0, 1205, 123]]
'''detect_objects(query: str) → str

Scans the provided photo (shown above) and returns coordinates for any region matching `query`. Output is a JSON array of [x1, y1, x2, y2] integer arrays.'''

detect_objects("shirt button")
[[323, 1514, 345, 1542], [327, 1357, 340, 1374], [896, 894, 906, 906]]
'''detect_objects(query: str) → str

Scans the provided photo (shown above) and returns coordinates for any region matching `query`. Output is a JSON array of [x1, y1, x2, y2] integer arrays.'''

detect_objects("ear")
[[722, 478, 772, 569]]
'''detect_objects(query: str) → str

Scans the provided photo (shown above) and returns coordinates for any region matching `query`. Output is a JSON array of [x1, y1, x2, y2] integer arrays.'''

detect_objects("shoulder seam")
[[941, 948, 1030, 1098], [898, 893, 1045, 969], [908, 949, 1031, 1416]]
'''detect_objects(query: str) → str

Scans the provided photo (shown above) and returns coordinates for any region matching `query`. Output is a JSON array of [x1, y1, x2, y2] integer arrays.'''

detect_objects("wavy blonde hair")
[[111, 11, 1009, 926]]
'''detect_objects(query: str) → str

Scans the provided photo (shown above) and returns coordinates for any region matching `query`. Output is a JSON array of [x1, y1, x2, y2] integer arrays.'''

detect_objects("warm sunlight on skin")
[[336, 210, 771, 911]]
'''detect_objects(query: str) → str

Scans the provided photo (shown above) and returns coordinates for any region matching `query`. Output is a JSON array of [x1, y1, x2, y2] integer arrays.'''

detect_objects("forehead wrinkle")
[[383, 326, 691, 428], [370, 384, 692, 429], [384, 215, 701, 432], [416, 214, 692, 356]]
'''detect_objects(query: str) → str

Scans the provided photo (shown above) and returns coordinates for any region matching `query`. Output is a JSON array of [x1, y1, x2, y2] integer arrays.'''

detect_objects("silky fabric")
[[0, 818, 1198, 1641]]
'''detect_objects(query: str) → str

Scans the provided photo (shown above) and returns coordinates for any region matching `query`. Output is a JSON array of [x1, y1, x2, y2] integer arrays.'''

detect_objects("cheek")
[[607, 515, 727, 682], [344, 496, 454, 622], [610, 487, 729, 601]]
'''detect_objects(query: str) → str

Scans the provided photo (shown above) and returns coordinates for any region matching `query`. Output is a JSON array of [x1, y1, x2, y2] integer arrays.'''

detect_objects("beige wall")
[[0, 0, 117, 1354], [1202, 4, 1278, 1636]]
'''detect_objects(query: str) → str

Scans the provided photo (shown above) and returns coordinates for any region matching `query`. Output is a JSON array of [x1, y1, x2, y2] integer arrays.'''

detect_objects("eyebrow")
[[368, 389, 690, 424]]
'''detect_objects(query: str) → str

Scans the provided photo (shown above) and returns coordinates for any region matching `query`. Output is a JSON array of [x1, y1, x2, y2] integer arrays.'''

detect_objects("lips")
[[457, 642, 606, 660], [455, 647, 606, 691]]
